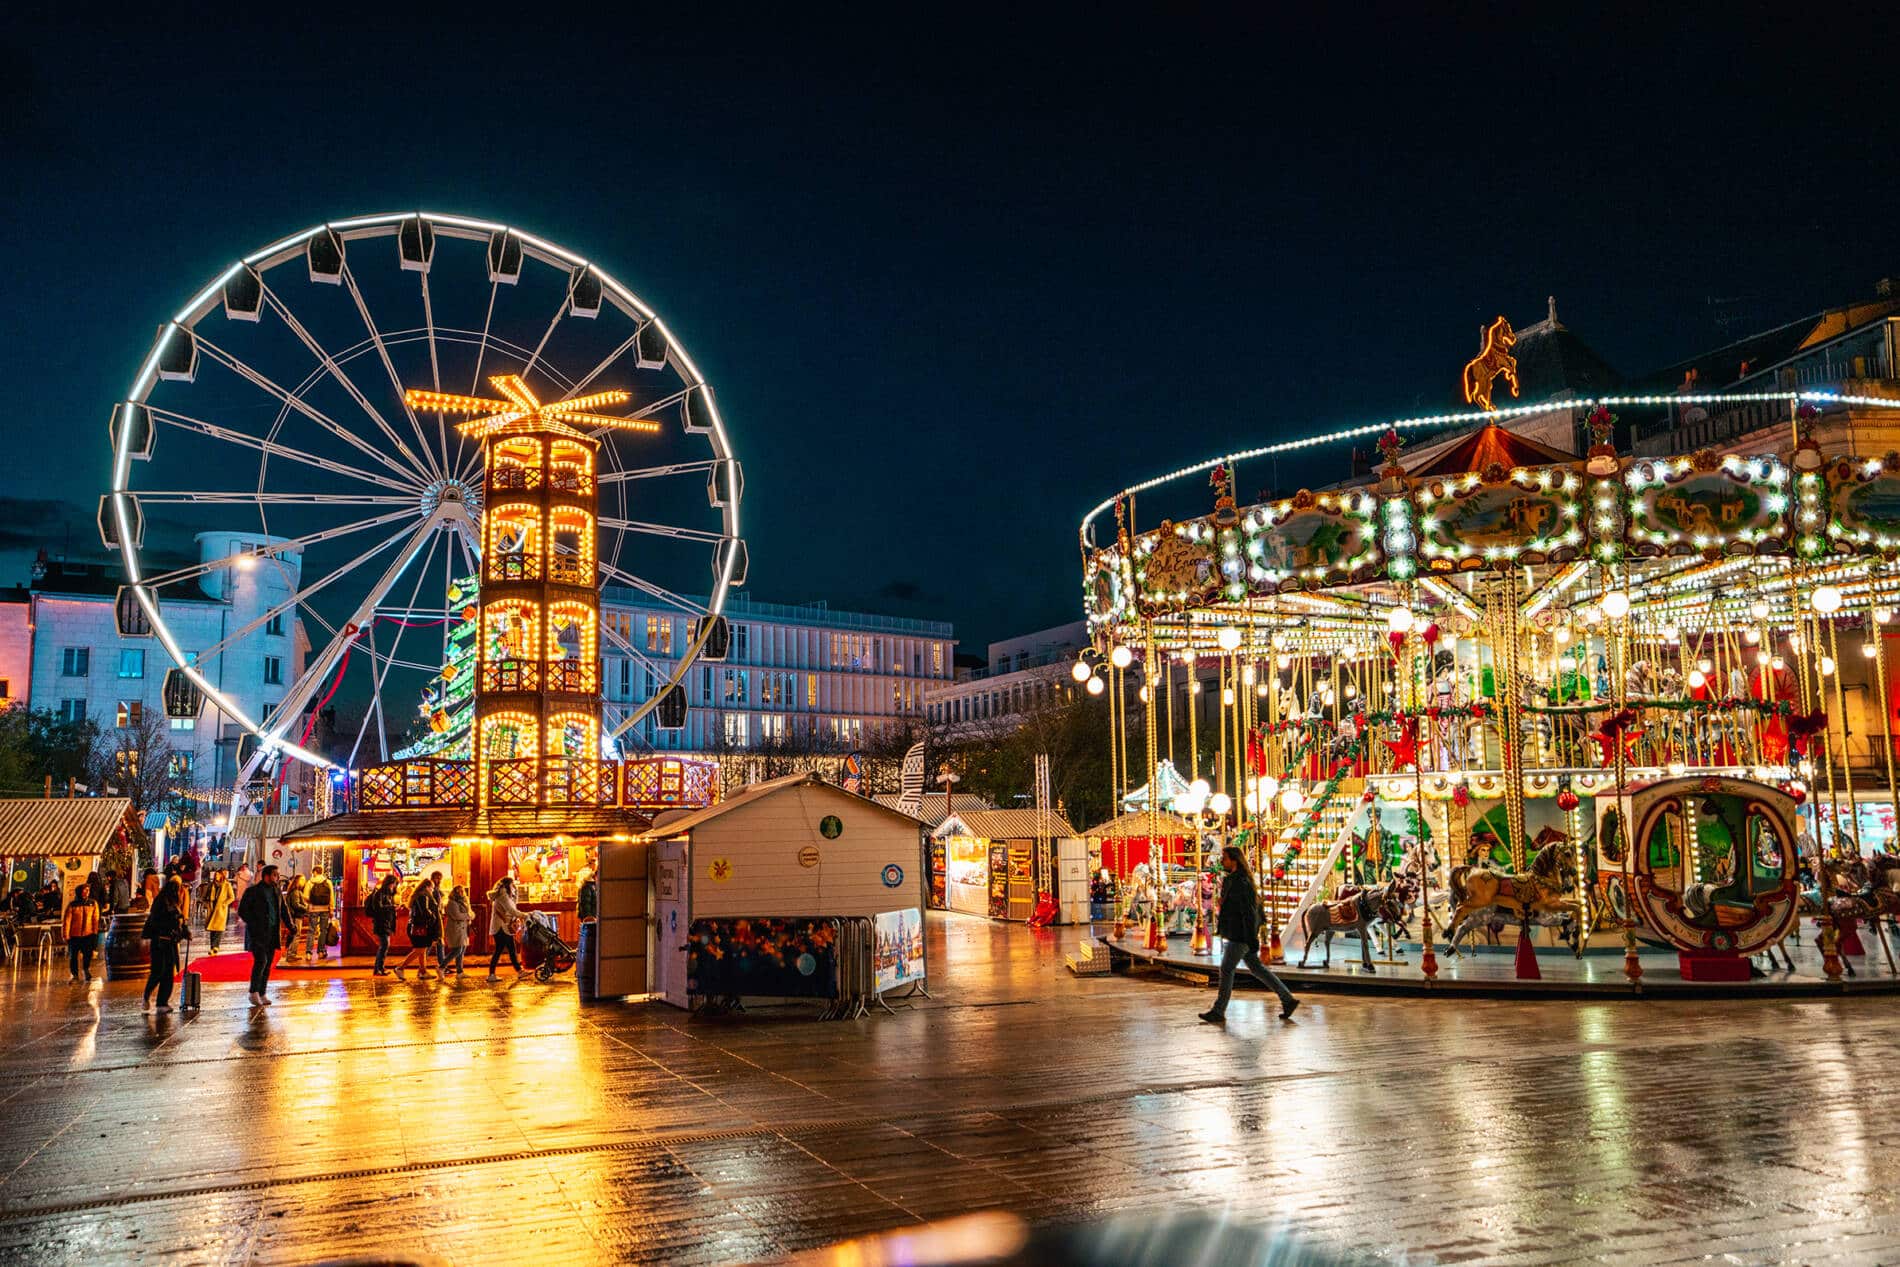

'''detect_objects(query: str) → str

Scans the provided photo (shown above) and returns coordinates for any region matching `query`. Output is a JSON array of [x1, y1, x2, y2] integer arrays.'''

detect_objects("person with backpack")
[[304, 870, 335, 961], [393, 876, 441, 981], [142, 878, 189, 1012], [366, 873, 400, 975], [282, 875, 309, 965], [63, 887, 102, 982], [235, 864, 283, 1007]]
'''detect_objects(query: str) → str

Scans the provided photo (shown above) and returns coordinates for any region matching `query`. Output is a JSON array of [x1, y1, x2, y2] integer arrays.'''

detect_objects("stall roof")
[[651, 772, 925, 836], [1084, 810, 1192, 840], [0, 797, 130, 859], [230, 814, 318, 843], [869, 791, 995, 829], [932, 807, 1078, 841], [279, 806, 655, 844]]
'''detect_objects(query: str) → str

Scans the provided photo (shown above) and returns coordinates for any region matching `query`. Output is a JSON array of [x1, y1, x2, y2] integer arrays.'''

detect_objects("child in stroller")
[[520, 910, 576, 981]]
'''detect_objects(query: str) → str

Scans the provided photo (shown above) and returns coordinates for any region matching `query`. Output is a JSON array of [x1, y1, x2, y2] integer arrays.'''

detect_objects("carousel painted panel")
[[1416, 466, 1582, 572], [1596, 775, 1799, 956], [1625, 452, 1790, 558], [1130, 519, 1222, 615], [1239, 491, 1379, 593], [1826, 456, 1900, 555], [1083, 549, 1131, 631]]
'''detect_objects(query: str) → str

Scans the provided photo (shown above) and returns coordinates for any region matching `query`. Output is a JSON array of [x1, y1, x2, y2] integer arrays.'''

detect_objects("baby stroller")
[[520, 910, 576, 981]]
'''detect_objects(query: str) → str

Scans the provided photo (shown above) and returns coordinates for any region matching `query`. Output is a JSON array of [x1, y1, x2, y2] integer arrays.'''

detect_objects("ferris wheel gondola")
[[104, 213, 743, 790]]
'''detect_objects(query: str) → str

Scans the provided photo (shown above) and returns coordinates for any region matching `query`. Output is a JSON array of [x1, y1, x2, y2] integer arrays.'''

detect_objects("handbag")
[[323, 918, 340, 948], [407, 920, 429, 942]]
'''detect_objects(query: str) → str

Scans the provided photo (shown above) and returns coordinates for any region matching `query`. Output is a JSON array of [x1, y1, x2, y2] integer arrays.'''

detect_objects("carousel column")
[[1872, 594, 1899, 850], [1141, 624, 1167, 954]]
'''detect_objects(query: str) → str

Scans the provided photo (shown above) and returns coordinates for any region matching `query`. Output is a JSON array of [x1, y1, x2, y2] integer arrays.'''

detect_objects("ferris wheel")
[[103, 212, 744, 784]]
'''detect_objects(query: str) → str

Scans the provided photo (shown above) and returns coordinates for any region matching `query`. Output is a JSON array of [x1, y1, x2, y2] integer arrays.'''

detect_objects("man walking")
[[1200, 845, 1300, 1024], [305, 869, 335, 961], [237, 864, 284, 1007]]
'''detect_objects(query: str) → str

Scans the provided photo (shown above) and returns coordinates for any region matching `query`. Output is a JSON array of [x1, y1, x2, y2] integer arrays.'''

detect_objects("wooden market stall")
[[930, 808, 1079, 922]]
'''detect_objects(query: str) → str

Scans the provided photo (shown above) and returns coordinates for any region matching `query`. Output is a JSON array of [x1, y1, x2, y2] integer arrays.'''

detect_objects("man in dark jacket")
[[1201, 846, 1299, 1024], [236, 864, 283, 1008]]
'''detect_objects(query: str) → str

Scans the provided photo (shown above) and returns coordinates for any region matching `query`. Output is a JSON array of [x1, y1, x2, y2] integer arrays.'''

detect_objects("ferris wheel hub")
[[420, 477, 481, 520]]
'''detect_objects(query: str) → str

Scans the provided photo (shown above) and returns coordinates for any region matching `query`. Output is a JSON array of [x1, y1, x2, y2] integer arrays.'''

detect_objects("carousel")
[[1078, 343, 1900, 993]]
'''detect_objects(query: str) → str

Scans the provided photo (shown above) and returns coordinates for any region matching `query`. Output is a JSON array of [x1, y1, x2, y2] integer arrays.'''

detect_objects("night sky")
[[6, 7, 1898, 654]]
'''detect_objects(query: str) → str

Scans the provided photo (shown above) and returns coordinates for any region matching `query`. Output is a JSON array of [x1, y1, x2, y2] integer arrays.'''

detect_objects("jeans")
[[443, 946, 465, 974], [305, 913, 328, 960], [208, 929, 223, 953], [67, 934, 98, 978], [490, 931, 520, 973], [146, 941, 179, 1006], [373, 933, 391, 972], [1211, 938, 1296, 1015], [249, 947, 274, 996]]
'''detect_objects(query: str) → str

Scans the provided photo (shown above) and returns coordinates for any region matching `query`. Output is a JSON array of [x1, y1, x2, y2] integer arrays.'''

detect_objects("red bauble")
[[1787, 785, 1807, 804], [1556, 789, 1580, 812], [1272, 867, 1286, 880], [1388, 631, 1407, 653], [1451, 784, 1471, 808], [1422, 622, 1440, 645]]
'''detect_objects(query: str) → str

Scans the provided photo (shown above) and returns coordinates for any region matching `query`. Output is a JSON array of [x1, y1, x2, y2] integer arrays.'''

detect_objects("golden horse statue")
[[1462, 315, 1520, 411]]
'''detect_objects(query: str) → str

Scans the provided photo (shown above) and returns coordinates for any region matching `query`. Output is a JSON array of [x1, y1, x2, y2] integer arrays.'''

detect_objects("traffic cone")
[[1513, 926, 1541, 979]]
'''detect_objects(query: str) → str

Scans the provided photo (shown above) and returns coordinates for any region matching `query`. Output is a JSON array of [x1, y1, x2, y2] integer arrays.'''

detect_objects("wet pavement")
[[2, 913, 1899, 1265]]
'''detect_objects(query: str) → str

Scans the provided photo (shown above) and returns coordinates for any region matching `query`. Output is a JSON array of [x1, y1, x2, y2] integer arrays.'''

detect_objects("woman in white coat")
[[486, 876, 525, 980]]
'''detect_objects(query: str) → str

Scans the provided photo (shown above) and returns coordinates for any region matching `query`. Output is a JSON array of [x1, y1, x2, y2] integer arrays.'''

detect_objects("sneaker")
[[393, 967, 406, 981], [418, 970, 434, 980], [259, 995, 272, 1005], [68, 973, 79, 983], [1198, 1010, 1225, 1024], [156, 1005, 173, 1013], [486, 973, 499, 981], [1280, 998, 1301, 1021], [143, 997, 155, 1011]]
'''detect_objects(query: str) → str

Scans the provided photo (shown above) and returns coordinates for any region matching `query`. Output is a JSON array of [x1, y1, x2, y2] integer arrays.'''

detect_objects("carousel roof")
[[1405, 421, 1575, 477], [1120, 759, 1192, 812], [1085, 810, 1191, 840]]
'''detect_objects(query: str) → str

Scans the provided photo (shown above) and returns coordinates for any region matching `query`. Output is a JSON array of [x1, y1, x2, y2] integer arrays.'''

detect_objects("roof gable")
[[651, 774, 926, 837]]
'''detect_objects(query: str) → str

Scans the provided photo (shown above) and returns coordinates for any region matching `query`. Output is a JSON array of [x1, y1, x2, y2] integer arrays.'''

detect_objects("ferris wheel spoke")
[[598, 620, 679, 688], [186, 335, 427, 488], [146, 406, 419, 492], [137, 507, 425, 591], [567, 328, 646, 398], [596, 459, 721, 485], [597, 516, 726, 545], [359, 531, 443, 764], [519, 288, 570, 386], [337, 263, 447, 484], [193, 520, 428, 665], [132, 492, 417, 506], [596, 560, 707, 618]]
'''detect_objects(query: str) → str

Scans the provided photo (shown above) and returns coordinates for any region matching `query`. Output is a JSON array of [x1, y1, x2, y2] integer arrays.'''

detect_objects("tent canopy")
[[0, 797, 131, 859]]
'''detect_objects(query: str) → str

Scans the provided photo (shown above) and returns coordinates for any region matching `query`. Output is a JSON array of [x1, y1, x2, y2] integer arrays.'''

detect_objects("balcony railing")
[[544, 757, 619, 806], [487, 758, 540, 807], [487, 551, 542, 582], [548, 554, 593, 586], [349, 756, 718, 813], [359, 758, 476, 809], [544, 657, 600, 693], [480, 658, 541, 692], [549, 470, 594, 495], [490, 466, 542, 492]]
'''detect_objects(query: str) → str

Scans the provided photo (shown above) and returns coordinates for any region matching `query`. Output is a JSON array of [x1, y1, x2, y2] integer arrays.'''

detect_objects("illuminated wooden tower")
[[407, 375, 657, 807]]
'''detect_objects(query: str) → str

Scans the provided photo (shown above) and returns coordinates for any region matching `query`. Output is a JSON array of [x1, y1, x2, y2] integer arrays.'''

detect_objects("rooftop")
[[600, 587, 954, 639]]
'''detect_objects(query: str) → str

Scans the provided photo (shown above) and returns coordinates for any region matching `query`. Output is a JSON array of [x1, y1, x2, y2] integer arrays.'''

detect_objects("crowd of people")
[[9, 856, 601, 1011]]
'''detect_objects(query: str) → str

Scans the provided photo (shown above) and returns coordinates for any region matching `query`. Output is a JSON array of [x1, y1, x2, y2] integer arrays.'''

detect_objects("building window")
[[933, 643, 944, 675], [700, 666, 713, 704], [807, 674, 818, 708], [723, 712, 749, 748], [644, 666, 657, 697], [263, 656, 283, 686], [168, 752, 194, 779], [169, 717, 195, 732], [260, 703, 277, 727], [60, 647, 89, 677], [646, 615, 672, 655], [266, 612, 284, 636], [760, 713, 786, 742], [116, 700, 143, 728], [0, 679, 9, 699], [58, 698, 86, 724], [733, 623, 749, 661], [118, 648, 145, 679]]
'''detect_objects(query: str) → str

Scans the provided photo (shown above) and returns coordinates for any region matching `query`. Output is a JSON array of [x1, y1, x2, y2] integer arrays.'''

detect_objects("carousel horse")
[[1443, 837, 1583, 955], [1461, 315, 1519, 411], [1123, 863, 1159, 928], [1789, 856, 1875, 977], [1297, 875, 1417, 972]]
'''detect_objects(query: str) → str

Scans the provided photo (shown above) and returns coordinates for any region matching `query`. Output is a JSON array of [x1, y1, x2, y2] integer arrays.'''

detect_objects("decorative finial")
[[1547, 295, 1558, 326]]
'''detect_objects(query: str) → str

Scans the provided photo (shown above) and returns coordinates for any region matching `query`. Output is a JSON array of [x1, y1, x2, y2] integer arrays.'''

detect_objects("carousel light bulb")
[[1085, 675, 1105, 695], [1191, 681, 1202, 694], [1071, 658, 1092, 683], [1276, 653, 1292, 669], [1387, 606, 1416, 635], [1668, 761, 1687, 776], [1663, 623, 1680, 643], [1217, 625, 1243, 652], [1601, 591, 1631, 620], [1244, 790, 1263, 813], [1241, 665, 1257, 686], [1812, 585, 1844, 615], [1138, 685, 1151, 702], [1222, 687, 1236, 705], [1820, 656, 1837, 677], [1771, 656, 1787, 671], [1257, 775, 1280, 798], [1109, 645, 1133, 669], [1181, 647, 1197, 665], [1790, 633, 1806, 653], [1744, 627, 1761, 645], [1580, 605, 1602, 626], [1749, 599, 1770, 620], [1688, 669, 1707, 689], [1190, 778, 1211, 800], [1280, 787, 1305, 813], [1207, 791, 1232, 816], [1344, 682, 1359, 699], [1862, 642, 1878, 659], [1878, 608, 1894, 625], [1697, 658, 1713, 674], [1317, 687, 1334, 705], [1256, 683, 1271, 697]]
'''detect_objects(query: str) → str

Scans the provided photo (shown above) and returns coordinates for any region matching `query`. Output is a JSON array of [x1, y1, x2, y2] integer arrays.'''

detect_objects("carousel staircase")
[[1261, 779, 1359, 940], [1065, 937, 1114, 976]]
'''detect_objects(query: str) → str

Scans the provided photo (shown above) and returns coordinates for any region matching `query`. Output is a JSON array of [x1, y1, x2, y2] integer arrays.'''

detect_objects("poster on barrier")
[[688, 917, 841, 999], [872, 908, 926, 993]]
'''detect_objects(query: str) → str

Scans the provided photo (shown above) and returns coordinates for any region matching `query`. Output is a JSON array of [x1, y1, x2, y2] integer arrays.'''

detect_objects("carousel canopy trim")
[[0, 797, 131, 858], [280, 805, 656, 843], [1086, 810, 1192, 840], [1405, 422, 1574, 478]]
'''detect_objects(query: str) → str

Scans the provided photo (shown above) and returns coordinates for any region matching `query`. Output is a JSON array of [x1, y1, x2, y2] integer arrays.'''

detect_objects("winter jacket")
[[577, 879, 598, 921], [63, 900, 101, 940], [408, 886, 441, 940], [205, 881, 234, 933], [442, 894, 474, 950], [366, 886, 399, 937], [143, 903, 187, 948], [306, 877, 334, 912], [236, 882, 282, 952], [1216, 866, 1261, 949], [487, 883, 523, 936]]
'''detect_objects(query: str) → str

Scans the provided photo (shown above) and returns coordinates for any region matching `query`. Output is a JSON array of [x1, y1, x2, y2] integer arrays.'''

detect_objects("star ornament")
[[405, 374, 662, 441]]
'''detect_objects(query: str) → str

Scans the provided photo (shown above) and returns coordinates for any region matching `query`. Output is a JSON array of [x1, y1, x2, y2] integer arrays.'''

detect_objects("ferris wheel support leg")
[[237, 516, 451, 790]]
